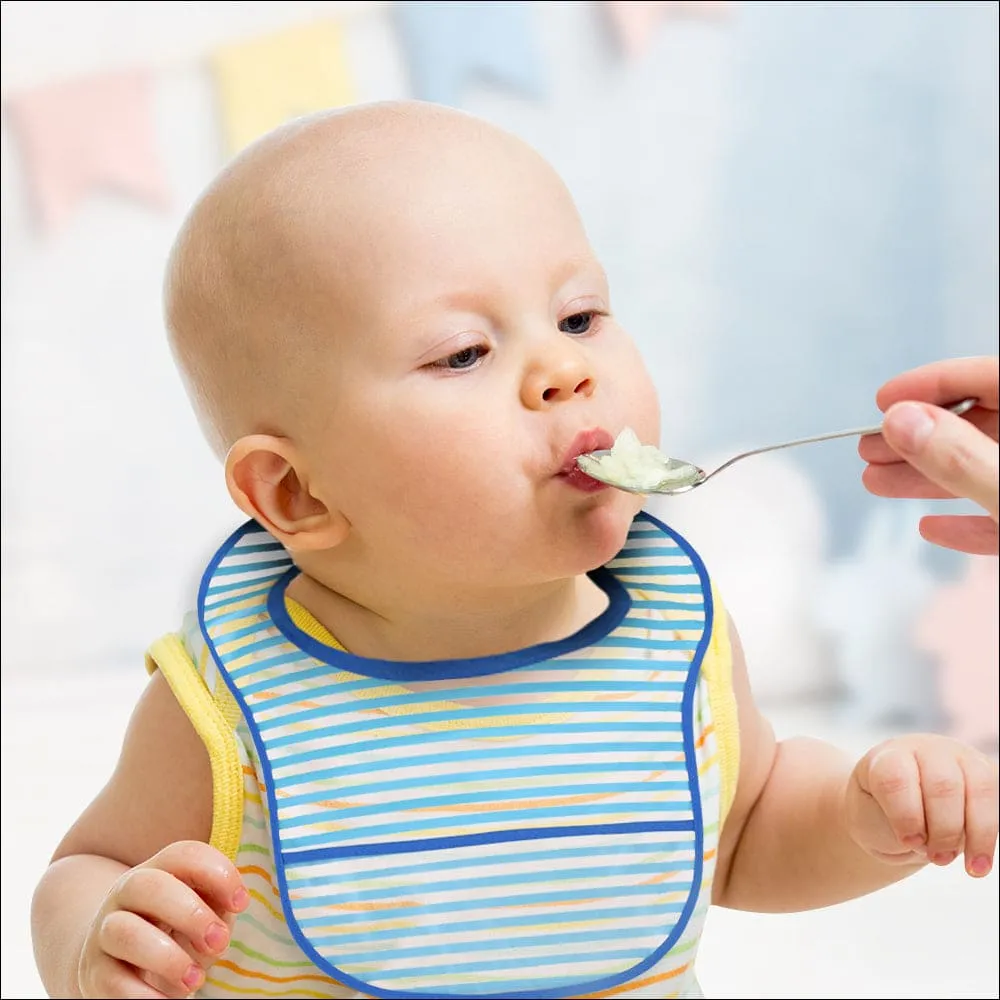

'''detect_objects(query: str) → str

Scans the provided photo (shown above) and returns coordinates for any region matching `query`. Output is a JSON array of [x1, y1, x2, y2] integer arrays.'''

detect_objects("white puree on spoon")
[[576, 428, 687, 492]]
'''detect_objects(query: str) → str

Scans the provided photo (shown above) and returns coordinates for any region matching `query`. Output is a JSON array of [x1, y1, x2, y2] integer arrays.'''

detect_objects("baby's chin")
[[563, 490, 644, 572]]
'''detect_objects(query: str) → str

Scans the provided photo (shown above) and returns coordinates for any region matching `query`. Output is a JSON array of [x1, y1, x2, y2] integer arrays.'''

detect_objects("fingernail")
[[205, 922, 229, 952], [969, 855, 993, 877], [183, 965, 204, 989], [931, 851, 957, 865], [885, 402, 935, 453], [232, 887, 250, 910]]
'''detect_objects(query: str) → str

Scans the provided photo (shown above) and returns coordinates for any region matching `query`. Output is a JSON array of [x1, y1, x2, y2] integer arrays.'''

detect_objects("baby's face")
[[288, 126, 660, 589]]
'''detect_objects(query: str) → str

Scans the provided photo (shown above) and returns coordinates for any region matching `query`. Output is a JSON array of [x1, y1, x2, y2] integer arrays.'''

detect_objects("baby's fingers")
[[99, 911, 206, 997], [866, 748, 926, 849], [915, 752, 967, 864], [115, 866, 232, 958], [961, 753, 999, 878]]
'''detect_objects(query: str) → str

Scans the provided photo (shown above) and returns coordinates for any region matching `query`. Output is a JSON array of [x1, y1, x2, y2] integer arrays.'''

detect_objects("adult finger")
[[881, 402, 999, 520], [859, 405, 997, 464], [919, 515, 998, 556], [876, 356, 999, 413]]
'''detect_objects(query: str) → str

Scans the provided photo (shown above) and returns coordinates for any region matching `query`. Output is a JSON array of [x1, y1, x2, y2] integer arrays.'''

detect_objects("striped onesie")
[[147, 512, 740, 998]]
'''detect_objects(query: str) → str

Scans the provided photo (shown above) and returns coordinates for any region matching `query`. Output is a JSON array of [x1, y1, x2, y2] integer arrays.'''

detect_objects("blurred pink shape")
[[604, 1, 730, 60], [916, 556, 1000, 748], [6, 68, 170, 233]]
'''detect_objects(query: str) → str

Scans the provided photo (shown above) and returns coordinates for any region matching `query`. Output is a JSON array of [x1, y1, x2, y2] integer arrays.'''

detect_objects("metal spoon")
[[577, 398, 979, 496]]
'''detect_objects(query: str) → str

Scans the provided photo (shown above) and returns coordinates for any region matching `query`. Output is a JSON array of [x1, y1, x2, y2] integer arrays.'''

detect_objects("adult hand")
[[861, 356, 999, 555]]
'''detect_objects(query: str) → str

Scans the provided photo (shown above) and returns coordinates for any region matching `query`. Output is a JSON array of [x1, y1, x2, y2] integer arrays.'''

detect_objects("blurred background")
[[1, 2, 997, 997]]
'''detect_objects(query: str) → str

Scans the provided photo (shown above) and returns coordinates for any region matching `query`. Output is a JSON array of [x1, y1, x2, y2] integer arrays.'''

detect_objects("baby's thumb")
[[882, 401, 999, 521]]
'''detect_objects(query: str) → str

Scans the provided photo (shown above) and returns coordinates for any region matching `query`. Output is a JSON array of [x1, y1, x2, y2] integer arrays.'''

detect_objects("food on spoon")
[[576, 427, 685, 492]]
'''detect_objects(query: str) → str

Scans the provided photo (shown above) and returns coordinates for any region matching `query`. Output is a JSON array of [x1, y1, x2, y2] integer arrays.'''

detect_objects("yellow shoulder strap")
[[145, 634, 244, 861], [703, 586, 740, 827]]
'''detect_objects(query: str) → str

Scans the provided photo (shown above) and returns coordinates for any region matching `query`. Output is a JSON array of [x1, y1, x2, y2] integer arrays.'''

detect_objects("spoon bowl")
[[577, 398, 978, 496]]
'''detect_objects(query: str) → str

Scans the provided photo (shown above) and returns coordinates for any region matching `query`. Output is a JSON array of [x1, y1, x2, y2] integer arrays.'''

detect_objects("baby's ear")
[[225, 435, 349, 552]]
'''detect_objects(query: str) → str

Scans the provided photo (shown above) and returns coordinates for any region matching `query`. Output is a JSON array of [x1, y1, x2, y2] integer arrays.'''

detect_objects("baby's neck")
[[285, 570, 610, 663]]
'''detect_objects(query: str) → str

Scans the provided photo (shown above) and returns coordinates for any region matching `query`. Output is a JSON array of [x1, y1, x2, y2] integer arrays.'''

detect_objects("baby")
[[31, 102, 997, 1000]]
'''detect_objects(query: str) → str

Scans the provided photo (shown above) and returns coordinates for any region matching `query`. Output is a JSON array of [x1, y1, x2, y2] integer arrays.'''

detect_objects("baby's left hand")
[[845, 734, 998, 877]]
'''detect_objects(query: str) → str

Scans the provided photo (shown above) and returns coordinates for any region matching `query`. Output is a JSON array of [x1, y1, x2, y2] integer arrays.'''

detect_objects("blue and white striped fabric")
[[198, 513, 715, 999]]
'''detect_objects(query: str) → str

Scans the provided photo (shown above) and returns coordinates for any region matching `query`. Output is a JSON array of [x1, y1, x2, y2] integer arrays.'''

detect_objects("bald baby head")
[[163, 101, 583, 457]]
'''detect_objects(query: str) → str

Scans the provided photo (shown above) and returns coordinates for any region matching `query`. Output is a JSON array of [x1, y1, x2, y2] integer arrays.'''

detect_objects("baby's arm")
[[712, 616, 998, 912], [31, 671, 247, 998]]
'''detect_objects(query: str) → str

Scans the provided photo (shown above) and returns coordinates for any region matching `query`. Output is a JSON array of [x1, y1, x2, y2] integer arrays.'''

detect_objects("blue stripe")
[[296, 881, 690, 925], [278, 760, 688, 806], [615, 545, 682, 559], [229, 647, 309, 681], [270, 726, 683, 771], [231, 541, 285, 554], [328, 920, 673, 964], [248, 670, 374, 703], [286, 842, 691, 889], [304, 900, 679, 947], [622, 617, 704, 631], [273, 741, 686, 786], [204, 576, 277, 600], [596, 637, 700, 651], [203, 581, 273, 615], [280, 780, 692, 828], [614, 565, 699, 577], [204, 602, 272, 628], [296, 862, 692, 906], [211, 558, 290, 577], [225, 641, 292, 677], [281, 801, 694, 851], [265, 715, 683, 751], [353, 946, 658, 982], [620, 581, 702, 594], [212, 619, 273, 645], [629, 599, 704, 611], [257, 687, 685, 730]]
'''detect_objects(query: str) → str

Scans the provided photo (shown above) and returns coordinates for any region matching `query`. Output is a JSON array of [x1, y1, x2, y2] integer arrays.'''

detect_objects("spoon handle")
[[701, 397, 978, 484]]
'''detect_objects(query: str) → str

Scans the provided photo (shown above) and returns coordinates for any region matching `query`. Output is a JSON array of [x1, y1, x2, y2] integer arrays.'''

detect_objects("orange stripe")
[[213, 959, 338, 986], [695, 722, 715, 748], [581, 961, 690, 998], [205, 976, 343, 998], [239, 864, 281, 898]]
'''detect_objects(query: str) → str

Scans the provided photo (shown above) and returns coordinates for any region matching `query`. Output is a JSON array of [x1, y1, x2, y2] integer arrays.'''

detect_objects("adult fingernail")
[[183, 965, 204, 989], [205, 922, 229, 952], [232, 887, 250, 910], [885, 402, 935, 453], [969, 855, 993, 877]]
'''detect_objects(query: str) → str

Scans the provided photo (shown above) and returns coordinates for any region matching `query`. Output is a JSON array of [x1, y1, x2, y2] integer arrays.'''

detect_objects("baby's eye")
[[433, 345, 490, 370], [558, 311, 596, 336]]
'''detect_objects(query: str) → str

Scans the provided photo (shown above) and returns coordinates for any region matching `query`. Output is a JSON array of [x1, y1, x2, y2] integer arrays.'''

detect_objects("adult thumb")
[[882, 401, 999, 521]]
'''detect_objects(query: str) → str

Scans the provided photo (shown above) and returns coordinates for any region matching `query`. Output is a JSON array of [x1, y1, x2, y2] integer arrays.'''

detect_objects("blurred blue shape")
[[705, 1, 998, 558], [394, 2, 546, 106]]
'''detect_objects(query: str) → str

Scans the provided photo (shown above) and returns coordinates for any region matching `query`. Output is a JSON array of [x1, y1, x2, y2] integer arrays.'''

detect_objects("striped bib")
[[181, 512, 727, 999]]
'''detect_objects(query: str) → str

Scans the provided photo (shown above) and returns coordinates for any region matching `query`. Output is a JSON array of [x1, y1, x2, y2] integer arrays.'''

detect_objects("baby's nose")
[[521, 352, 595, 409]]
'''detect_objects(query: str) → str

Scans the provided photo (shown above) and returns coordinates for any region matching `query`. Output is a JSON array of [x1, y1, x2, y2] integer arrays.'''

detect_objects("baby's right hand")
[[78, 841, 248, 998]]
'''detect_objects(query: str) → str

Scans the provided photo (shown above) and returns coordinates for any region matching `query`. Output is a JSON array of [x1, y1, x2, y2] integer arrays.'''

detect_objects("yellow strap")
[[702, 586, 740, 827], [286, 597, 347, 650], [146, 634, 244, 861]]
